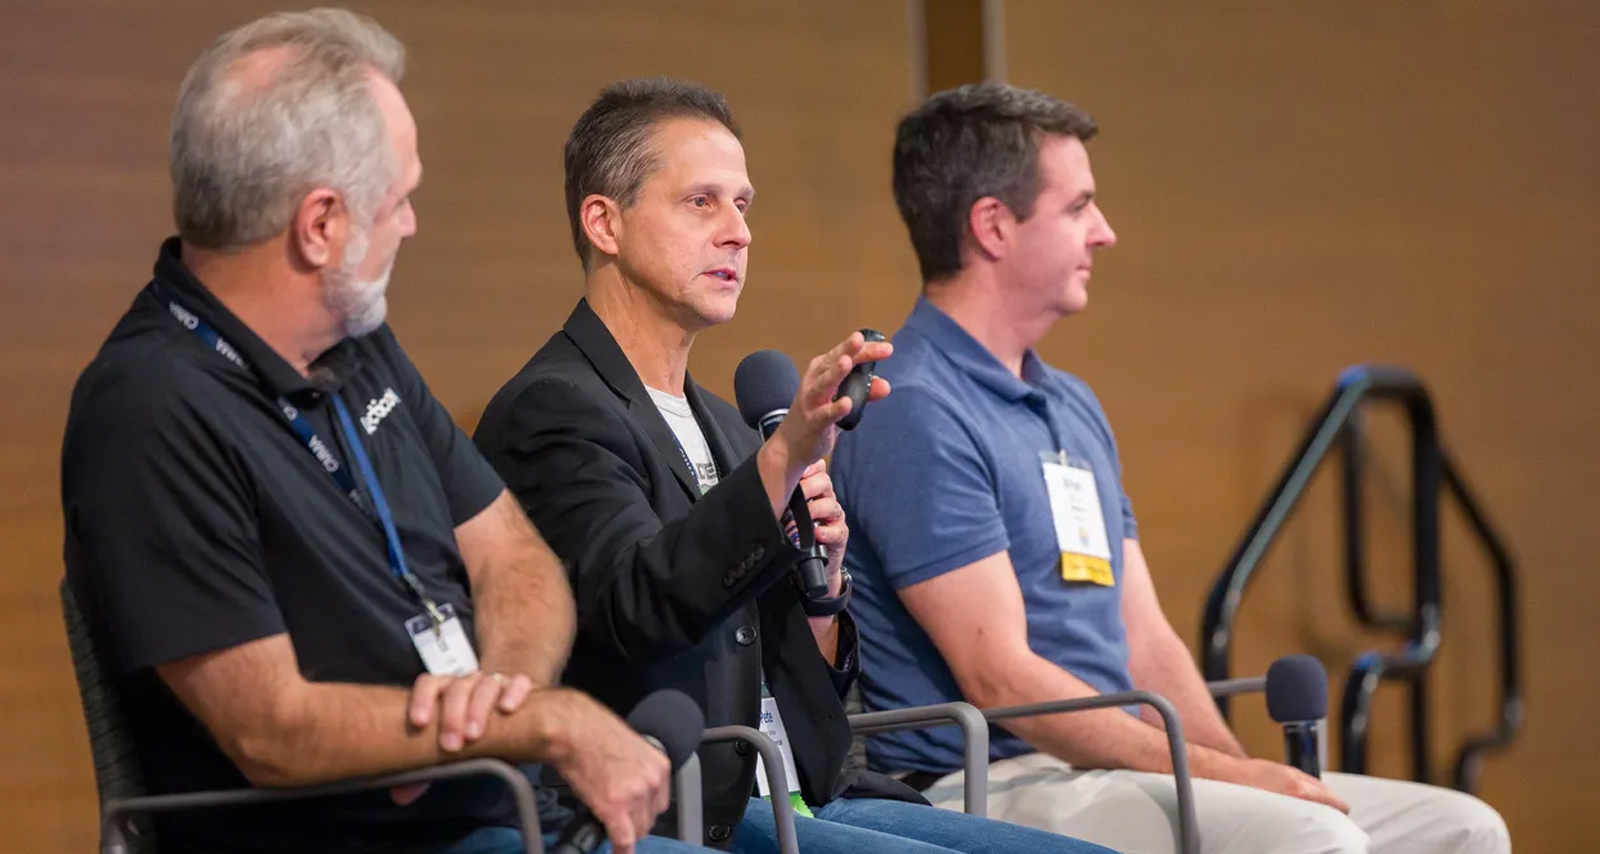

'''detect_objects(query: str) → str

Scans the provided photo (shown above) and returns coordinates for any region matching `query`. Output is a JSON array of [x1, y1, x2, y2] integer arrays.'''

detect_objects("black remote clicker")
[[834, 328, 885, 431]]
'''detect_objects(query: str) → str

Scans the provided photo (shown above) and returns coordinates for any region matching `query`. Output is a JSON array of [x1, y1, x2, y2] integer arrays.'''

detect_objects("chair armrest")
[[701, 725, 797, 854], [674, 752, 703, 844], [1208, 676, 1266, 699], [100, 758, 543, 854], [847, 701, 989, 817], [984, 690, 1199, 854]]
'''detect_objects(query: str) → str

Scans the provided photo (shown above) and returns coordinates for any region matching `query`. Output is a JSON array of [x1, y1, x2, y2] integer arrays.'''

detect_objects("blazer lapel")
[[560, 299, 700, 500], [684, 379, 743, 481]]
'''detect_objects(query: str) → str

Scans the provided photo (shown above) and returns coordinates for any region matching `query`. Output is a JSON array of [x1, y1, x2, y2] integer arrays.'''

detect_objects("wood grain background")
[[2, 1, 1594, 851], [1003, 3, 1600, 851]]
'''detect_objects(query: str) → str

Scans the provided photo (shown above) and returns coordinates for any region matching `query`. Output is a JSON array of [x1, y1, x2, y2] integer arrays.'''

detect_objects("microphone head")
[[1265, 654, 1329, 723], [734, 350, 801, 430], [625, 689, 705, 770]]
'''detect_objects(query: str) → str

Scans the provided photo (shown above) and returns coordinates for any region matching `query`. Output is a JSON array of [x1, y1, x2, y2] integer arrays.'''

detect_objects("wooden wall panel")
[[1006, 2, 1600, 851], [6, 0, 1596, 851], [0, 2, 917, 851]]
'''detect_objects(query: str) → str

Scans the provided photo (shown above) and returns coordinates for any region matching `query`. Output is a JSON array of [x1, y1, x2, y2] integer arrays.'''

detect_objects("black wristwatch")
[[801, 568, 853, 617]]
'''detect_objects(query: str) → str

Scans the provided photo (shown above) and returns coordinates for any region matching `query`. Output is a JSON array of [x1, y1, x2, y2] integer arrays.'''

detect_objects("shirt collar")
[[902, 296, 1051, 404], [152, 236, 343, 405]]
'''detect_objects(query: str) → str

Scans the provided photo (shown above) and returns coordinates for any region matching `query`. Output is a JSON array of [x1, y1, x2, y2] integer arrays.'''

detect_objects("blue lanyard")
[[331, 395, 445, 624], [672, 440, 719, 495], [158, 288, 445, 627]]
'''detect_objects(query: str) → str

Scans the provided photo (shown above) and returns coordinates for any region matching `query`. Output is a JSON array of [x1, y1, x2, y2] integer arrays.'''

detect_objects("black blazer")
[[474, 300, 920, 843]]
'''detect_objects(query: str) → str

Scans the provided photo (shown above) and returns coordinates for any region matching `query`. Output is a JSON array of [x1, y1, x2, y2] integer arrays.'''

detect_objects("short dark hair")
[[892, 82, 1097, 284], [564, 77, 741, 268]]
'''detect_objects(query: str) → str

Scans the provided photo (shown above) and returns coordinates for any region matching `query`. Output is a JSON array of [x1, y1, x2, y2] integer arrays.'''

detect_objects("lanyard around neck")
[[158, 286, 445, 627]]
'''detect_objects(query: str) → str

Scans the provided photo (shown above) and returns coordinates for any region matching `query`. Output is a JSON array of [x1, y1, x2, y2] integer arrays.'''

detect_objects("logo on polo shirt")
[[361, 388, 401, 435]]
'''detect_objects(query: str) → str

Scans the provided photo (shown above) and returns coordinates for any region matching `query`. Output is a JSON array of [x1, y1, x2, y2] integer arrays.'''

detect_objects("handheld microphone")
[[734, 350, 830, 599], [1265, 654, 1329, 779], [550, 689, 705, 854], [735, 350, 796, 440]]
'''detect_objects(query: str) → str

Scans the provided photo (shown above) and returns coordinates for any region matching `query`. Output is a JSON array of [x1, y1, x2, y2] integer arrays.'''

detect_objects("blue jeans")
[[730, 796, 1120, 854], [436, 826, 714, 853]]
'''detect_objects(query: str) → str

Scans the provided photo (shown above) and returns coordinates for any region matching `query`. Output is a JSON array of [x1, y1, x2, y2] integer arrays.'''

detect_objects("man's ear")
[[580, 194, 624, 260], [290, 187, 346, 271], [966, 196, 1014, 262]]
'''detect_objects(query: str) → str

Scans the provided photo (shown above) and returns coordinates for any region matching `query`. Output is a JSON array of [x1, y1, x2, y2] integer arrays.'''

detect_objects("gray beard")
[[322, 229, 393, 338]]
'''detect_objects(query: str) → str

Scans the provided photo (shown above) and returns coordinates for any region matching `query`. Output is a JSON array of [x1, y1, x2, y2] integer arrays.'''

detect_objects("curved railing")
[[1199, 365, 1520, 791]]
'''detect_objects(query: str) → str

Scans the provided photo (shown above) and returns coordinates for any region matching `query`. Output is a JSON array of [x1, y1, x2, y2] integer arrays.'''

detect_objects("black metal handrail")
[[1441, 455, 1523, 791], [1341, 424, 1413, 633], [1199, 364, 1521, 792]]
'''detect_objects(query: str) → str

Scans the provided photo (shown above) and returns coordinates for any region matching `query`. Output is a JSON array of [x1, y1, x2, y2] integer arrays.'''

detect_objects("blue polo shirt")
[[833, 297, 1138, 773]]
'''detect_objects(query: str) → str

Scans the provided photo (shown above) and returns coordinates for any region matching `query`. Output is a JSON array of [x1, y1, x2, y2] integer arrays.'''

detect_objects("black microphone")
[[550, 689, 706, 854], [1266, 654, 1329, 779], [734, 350, 830, 599]]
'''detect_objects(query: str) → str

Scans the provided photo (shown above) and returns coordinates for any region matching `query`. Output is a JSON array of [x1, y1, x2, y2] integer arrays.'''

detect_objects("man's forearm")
[[809, 615, 840, 664], [806, 563, 846, 663], [756, 439, 806, 521], [474, 540, 575, 684], [468, 496, 576, 685], [970, 650, 1243, 778], [235, 683, 584, 787], [1127, 628, 1247, 758]]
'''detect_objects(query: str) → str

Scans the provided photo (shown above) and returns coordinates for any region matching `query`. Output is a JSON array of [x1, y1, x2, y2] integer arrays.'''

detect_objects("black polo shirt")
[[61, 239, 514, 853]]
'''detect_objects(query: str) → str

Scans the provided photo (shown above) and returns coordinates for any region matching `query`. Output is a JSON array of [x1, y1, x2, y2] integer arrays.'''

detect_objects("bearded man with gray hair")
[[61, 9, 704, 854]]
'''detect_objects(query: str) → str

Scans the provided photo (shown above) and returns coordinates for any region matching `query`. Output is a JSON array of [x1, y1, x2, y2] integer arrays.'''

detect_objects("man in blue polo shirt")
[[832, 83, 1510, 854]]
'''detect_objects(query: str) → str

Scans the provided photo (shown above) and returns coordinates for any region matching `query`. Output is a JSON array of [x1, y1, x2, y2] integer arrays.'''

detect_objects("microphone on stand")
[[733, 350, 830, 599], [549, 689, 705, 854], [1266, 654, 1329, 779]]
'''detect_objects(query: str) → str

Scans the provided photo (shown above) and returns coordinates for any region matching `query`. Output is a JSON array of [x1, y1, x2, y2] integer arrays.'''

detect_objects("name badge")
[[1041, 452, 1115, 587], [405, 603, 480, 676], [753, 682, 813, 817]]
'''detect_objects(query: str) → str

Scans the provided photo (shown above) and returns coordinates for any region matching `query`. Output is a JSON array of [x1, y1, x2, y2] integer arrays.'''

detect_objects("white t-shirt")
[[646, 386, 719, 494]]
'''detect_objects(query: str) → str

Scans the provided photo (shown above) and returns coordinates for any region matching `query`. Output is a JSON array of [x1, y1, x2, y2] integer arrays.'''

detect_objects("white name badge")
[[1041, 453, 1115, 586], [753, 695, 803, 799], [405, 603, 480, 676]]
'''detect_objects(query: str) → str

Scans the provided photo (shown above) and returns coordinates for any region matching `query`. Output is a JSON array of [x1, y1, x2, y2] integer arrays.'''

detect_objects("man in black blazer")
[[474, 79, 1117, 854]]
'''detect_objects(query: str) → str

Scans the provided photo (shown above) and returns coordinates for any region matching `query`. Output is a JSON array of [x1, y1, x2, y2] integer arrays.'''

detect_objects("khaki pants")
[[915, 753, 1510, 854]]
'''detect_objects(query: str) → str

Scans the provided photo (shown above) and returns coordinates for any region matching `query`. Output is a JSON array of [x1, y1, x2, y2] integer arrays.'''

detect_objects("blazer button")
[[735, 625, 757, 646], [723, 572, 738, 587], [734, 738, 752, 755], [709, 823, 732, 843], [752, 546, 764, 561]]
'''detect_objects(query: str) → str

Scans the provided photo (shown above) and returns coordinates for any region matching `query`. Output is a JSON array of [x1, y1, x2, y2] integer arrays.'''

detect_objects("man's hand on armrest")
[[157, 634, 674, 850], [896, 551, 1349, 813]]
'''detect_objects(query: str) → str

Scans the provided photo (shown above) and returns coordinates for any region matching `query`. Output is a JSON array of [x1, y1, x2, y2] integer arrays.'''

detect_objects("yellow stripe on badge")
[[1060, 553, 1115, 586]]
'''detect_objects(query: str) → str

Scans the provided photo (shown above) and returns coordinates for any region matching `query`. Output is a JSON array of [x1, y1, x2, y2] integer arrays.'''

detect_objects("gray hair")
[[170, 8, 406, 250]]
